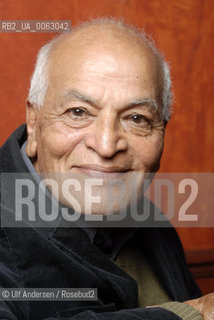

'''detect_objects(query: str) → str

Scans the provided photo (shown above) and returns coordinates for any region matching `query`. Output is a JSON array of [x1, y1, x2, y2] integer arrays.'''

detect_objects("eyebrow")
[[62, 89, 158, 111], [126, 98, 158, 111], [62, 90, 96, 106]]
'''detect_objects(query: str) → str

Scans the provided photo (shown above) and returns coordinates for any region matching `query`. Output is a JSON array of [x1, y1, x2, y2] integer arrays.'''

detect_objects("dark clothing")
[[0, 125, 201, 320]]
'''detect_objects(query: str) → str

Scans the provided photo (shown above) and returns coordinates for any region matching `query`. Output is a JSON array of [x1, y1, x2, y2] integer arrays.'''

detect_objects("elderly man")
[[0, 18, 213, 320]]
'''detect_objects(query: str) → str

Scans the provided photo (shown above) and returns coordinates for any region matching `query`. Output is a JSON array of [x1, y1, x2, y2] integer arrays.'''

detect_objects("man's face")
[[26, 31, 165, 215]]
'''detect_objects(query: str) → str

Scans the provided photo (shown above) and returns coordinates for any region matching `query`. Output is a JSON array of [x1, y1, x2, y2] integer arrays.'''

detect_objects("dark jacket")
[[0, 125, 201, 320]]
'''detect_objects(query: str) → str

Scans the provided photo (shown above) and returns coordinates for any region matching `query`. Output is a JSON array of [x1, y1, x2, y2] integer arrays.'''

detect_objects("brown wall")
[[0, 0, 213, 293]]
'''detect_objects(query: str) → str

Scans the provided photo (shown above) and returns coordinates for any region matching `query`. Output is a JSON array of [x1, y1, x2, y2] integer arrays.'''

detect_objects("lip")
[[72, 165, 131, 178]]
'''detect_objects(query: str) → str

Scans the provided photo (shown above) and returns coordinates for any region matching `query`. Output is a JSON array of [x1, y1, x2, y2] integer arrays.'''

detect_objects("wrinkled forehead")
[[45, 25, 163, 103], [49, 25, 160, 71]]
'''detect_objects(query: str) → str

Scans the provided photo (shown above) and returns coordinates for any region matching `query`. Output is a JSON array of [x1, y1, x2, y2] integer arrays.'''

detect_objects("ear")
[[25, 101, 38, 158]]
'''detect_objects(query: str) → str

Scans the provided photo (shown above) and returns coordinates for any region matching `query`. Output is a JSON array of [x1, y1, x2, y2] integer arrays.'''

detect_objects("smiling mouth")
[[72, 165, 131, 178]]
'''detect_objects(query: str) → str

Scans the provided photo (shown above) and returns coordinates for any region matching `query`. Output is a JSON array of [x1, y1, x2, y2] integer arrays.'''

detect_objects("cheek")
[[133, 136, 164, 170], [37, 122, 84, 158]]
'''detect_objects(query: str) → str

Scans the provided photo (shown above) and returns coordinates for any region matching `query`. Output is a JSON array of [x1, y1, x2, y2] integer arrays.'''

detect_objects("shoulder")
[[0, 124, 27, 173]]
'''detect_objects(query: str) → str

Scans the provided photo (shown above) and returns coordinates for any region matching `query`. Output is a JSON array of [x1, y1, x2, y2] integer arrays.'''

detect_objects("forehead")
[[45, 26, 161, 105]]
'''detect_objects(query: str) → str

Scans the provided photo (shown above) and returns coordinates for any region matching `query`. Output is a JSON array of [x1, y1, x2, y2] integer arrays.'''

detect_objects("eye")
[[128, 114, 151, 126], [68, 107, 88, 117], [130, 114, 144, 123], [63, 106, 94, 128]]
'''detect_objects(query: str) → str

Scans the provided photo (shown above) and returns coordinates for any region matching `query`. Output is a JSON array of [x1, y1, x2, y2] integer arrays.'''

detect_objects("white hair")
[[28, 39, 56, 107], [28, 18, 173, 121]]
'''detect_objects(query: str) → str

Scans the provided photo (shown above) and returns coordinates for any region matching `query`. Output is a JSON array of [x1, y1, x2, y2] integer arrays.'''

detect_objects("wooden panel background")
[[0, 0, 213, 294]]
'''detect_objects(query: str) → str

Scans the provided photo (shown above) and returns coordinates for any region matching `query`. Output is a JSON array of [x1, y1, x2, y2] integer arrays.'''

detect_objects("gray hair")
[[28, 18, 173, 122]]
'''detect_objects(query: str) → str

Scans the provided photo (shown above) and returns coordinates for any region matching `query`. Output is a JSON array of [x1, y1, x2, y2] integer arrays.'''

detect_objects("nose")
[[84, 114, 128, 158]]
